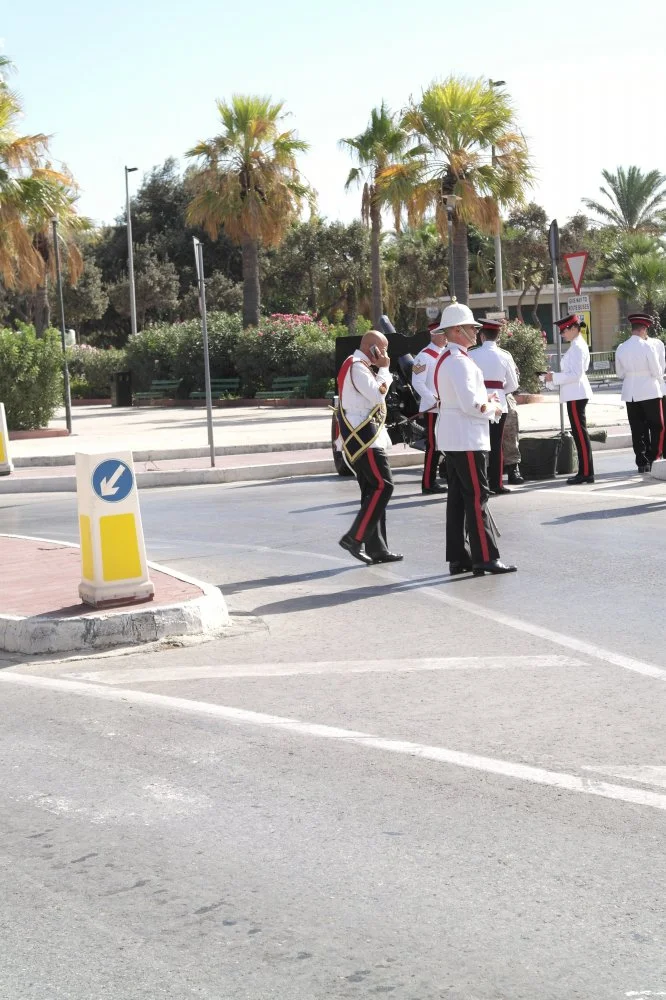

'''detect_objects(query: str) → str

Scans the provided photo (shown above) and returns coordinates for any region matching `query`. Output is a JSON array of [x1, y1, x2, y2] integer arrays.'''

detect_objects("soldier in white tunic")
[[434, 303, 517, 577], [411, 321, 447, 494], [470, 319, 520, 495], [544, 314, 595, 484], [615, 313, 664, 473]]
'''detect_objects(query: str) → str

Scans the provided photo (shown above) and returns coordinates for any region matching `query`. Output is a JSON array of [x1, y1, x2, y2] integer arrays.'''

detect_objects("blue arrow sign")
[[92, 459, 134, 503]]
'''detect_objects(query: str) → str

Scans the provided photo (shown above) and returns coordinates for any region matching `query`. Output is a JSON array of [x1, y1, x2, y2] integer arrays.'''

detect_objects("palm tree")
[[186, 95, 311, 327], [608, 233, 666, 314], [582, 167, 666, 232], [0, 60, 88, 332], [400, 76, 532, 304], [339, 103, 413, 325]]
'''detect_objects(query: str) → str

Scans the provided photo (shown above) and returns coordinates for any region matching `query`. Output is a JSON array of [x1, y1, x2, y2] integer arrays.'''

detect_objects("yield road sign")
[[92, 459, 134, 503], [563, 252, 589, 295]]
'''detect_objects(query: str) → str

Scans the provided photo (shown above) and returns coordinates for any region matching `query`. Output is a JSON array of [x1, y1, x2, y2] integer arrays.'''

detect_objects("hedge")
[[67, 345, 127, 398], [499, 321, 548, 394], [0, 325, 64, 430]]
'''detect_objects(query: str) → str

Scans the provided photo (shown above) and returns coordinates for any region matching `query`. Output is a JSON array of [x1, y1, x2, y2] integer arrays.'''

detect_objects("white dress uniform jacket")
[[435, 344, 496, 452], [339, 350, 393, 451], [649, 337, 666, 396], [615, 335, 662, 402], [411, 343, 443, 413], [551, 334, 592, 401], [470, 342, 519, 413]]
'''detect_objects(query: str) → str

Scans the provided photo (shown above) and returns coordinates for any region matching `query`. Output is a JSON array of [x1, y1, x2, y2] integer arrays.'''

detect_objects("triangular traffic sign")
[[563, 252, 589, 295]]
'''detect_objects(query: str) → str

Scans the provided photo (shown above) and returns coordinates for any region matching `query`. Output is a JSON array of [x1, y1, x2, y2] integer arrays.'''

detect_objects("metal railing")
[[545, 349, 618, 384]]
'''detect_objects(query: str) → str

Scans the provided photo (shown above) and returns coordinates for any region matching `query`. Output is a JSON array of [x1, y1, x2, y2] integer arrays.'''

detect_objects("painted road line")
[[66, 654, 586, 685], [583, 766, 666, 790], [358, 567, 666, 683], [2, 671, 666, 814]]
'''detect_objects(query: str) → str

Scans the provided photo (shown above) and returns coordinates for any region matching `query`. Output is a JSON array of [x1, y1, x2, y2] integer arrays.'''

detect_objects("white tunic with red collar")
[[411, 342, 444, 413], [434, 344, 495, 451], [470, 341, 519, 413]]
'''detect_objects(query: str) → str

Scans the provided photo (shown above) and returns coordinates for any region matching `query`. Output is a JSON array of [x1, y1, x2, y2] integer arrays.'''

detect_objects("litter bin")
[[519, 435, 562, 480], [110, 371, 132, 407]]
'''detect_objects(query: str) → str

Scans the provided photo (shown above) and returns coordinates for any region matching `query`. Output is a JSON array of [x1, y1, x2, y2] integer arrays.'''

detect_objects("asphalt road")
[[1, 451, 666, 999]]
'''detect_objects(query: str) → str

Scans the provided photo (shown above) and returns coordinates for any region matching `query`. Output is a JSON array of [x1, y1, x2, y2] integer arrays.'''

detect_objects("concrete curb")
[[0, 435, 633, 494], [13, 439, 333, 468], [0, 535, 229, 655]]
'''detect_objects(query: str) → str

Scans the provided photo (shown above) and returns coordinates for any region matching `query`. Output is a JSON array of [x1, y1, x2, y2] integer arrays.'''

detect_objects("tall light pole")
[[489, 80, 506, 314], [51, 218, 73, 434], [125, 166, 138, 337]]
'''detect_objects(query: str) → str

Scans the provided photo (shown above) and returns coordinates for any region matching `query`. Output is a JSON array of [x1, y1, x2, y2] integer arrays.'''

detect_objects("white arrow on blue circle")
[[100, 464, 126, 497]]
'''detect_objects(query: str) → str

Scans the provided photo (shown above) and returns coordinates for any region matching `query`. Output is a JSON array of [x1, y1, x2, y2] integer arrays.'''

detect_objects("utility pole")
[[125, 166, 139, 337], [51, 218, 73, 434]]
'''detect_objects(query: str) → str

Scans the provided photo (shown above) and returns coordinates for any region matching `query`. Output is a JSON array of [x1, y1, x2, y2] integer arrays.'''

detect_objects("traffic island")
[[0, 534, 229, 655]]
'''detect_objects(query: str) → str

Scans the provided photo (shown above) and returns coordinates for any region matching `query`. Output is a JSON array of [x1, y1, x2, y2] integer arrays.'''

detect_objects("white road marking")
[[583, 766, 666, 790], [366, 568, 666, 683], [2, 671, 666, 813], [67, 654, 585, 686]]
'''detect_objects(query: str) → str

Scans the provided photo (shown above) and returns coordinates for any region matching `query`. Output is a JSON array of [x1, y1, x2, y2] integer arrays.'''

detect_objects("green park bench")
[[133, 379, 182, 405], [255, 376, 311, 401], [189, 377, 241, 401]]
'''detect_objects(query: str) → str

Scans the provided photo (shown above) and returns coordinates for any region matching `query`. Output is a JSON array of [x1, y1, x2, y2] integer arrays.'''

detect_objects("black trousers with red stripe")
[[445, 450, 500, 566], [488, 413, 507, 492], [421, 412, 443, 490], [348, 447, 394, 556], [626, 398, 664, 468], [566, 399, 594, 478]]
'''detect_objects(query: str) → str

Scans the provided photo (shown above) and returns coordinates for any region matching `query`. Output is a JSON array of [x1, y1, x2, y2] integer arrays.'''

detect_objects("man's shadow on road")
[[245, 573, 459, 616], [545, 499, 666, 524]]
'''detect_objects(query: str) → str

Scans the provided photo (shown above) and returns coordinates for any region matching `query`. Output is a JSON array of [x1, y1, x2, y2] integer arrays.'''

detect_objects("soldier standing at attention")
[[434, 302, 517, 577], [411, 321, 448, 495], [615, 313, 664, 473], [544, 315, 595, 484], [470, 319, 520, 495]]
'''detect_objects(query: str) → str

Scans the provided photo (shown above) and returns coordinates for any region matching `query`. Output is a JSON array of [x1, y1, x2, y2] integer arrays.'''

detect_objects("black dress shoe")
[[638, 465, 651, 473], [507, 467, 525, 485], [472, 559, 518, 576], [491, 486, 512, 495], [566, 474, 595, 484], [449, 561, 473, 575], [339, 534, 373, 565], [422, 484, 447, 494], [369, 551, 404, 564]]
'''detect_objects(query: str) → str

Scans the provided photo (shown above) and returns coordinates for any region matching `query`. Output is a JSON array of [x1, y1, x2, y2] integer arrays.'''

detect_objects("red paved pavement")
[[0, 536, 202, 618]]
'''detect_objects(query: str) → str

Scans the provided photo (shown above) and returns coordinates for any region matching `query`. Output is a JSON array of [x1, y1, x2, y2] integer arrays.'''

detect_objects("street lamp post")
[[443, 194, 461, 301], [489, 80, 506, 314], [51, 218, 73, 434], [125, 166, 138, 337]]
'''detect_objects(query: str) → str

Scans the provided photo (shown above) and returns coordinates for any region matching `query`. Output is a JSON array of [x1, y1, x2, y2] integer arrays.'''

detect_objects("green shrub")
[[66, 345, 127, 397], [0, 325, 64, 430], [124, 312, 243, 393], [235, 316, 338, 396], [499, 321, 547, 394]]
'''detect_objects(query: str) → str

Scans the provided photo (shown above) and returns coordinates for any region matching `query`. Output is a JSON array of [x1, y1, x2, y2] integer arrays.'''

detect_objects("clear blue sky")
[[4, 0, 666, 229]]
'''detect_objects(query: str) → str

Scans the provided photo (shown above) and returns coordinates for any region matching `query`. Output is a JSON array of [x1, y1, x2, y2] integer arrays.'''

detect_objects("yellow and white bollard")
[[76, 450, 155, 607], [0, 403, 13, 476]]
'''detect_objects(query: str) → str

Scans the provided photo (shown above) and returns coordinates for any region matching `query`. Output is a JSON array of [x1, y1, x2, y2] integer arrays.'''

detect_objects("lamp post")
[[124, 166, 138, 337], [489, 80, 506, 314], [51, 218, 73, 434]]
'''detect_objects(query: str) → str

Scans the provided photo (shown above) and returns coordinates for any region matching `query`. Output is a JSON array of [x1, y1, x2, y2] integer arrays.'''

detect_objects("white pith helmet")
[[436, 300, 482, 331]]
